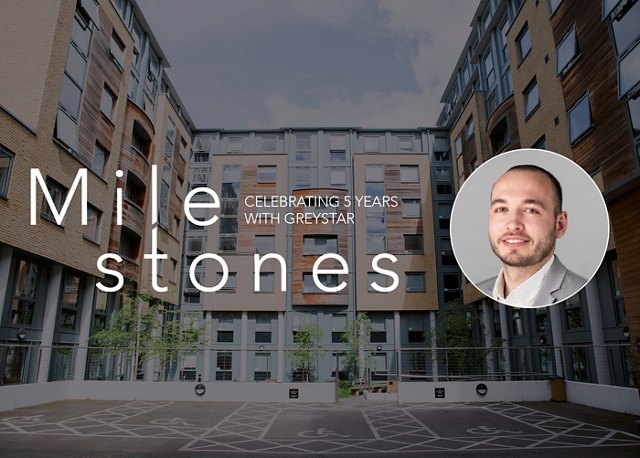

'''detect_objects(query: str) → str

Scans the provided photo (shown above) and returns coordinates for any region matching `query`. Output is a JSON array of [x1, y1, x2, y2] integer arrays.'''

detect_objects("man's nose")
[[506, 213, 524, 232]]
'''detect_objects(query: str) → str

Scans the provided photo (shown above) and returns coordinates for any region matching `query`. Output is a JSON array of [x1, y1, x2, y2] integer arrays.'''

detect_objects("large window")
[[41, 180, 67, 223], [557, 25, 579, 76], [216, 352, 232, 380], [400, 165, 419, 183], [568, 93, 592, 143], [11, 260, 40, 326], [220, 165, 240, 252], [257, 165, 276, 183], [484, 50, 495, 89], [119, 228, 141, 261], [55, 11, 91, 153], [524, 78, 539, 118], [404, 235, 424, 253], [91, 143, 108, 177], [83, 205, 101, 243], [402, 199, 421, 218], [303, 273, 339, 293], [100, 85, 116, 121], [0, 147, 14, 197], [295, 134, 311, 161], [303, 235, 338, 255], [516, 24, 532, 63], [58, 273, 81, 331], [619, 44, 640, 97], [255, 235, 275, 254], [405, 272, 426, 292], [611, 0, 640, 54]]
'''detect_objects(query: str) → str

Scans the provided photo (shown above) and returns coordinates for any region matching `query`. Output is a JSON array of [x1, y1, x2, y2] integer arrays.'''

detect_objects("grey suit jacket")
[[476, 256, 587, 308]]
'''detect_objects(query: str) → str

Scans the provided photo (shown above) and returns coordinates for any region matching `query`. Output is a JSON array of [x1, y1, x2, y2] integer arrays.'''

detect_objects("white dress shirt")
[[492, 255, 555, 308]]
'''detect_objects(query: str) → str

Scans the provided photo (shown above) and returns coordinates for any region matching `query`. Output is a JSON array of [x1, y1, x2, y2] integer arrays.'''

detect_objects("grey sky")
[[138, 0, 479, 129]]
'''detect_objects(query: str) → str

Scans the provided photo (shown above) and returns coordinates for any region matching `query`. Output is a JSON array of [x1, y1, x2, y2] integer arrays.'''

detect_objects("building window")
[[549, 0, 564, 15], [255, 235, 275, 254], [443, 273, 461, 302], [100, 85, 116, 121], [404, 235, 424, 253], [257, 165, 276, 183], [367, 234, 386, 253], [400, 165, 419, 183], [367, 272, 389, 292], [228, 136, 242, 153], [257, 273, 275, 292], [83, 205, 101, 243], [532, 135, 547, 149], [565, 296, 584, 330], [294, 167, 312, 187], [512, 309, 524, 336], [331, 314, 347, 343], [557, 25, 579, 76], [365, 165, 384, 182], [110, 31, 125, 70], [611, 0, 640, 55], [438, 203, 452, 230], [465, 115, 474, 141], [398, 136, 414, 152], [364, 135, 380, 152], [253, 352, 271, 381], [303, 273, 338, 293], [132, 121, 151, 157], [217, 330, 234, 343], [370, 317, 387, 343], [296, 134, 311, 161], [11, 260, 40, 326], [516, 24, 532, 62], [329, 134, 346, 158], [125, 172, 146, 207], [454, 134, 462, 157], [255, 331, 272, 343], [220, 165, 240, 253], [41, 179, 67, 223], [91, 143, 108, 177], [569, 346, 589, 381], [402, 199, 421, 218], [0, 147, 14, 197], [194, 152, 209, 162], [524, 78, 539, 119], [568, 93, 592, 144], [484, 50, 495, 89], [436, 182, 453, 195], [408, 330, 424, 343], [619, 44, 640, 97], [216, 272, 237, 292], [441, 238, 456, 265], [330, 167, 346, 185], [406, 272, 426, 292], [303, 235, 338, 255], [58, 273, 81, 331], [215, 352, 232, 380], [262, 135, 277, 152], [119, 228, 141, 261]]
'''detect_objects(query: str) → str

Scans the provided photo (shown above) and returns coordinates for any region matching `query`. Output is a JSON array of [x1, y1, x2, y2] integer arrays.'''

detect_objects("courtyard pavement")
[[0, 398, 639, 457]]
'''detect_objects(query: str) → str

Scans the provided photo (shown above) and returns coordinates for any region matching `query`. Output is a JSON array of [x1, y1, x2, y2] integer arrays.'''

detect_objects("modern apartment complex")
[[438, 0, 639, 388], [0, 0, 193, 384], [0, 0, 638, 399], [181, 129, 457, 381]]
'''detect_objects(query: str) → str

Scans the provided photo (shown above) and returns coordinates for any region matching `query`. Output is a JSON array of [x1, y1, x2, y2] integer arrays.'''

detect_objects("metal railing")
[[0, 343, 635, 388]]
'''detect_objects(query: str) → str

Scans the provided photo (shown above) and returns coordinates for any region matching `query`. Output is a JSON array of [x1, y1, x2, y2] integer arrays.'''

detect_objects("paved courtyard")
[[0, 399, 639, 456]]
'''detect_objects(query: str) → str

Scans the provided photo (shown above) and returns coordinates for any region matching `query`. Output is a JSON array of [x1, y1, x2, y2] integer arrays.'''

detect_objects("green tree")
[[289, 321, 324, 382], [425, 301, 488, 378], [341, 312, 373, 385], [91, 290, 205, 381]]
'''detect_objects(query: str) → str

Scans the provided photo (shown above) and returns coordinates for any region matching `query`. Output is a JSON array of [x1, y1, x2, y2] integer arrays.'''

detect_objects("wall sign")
[[476, 383, 488, 396], [435, 387, 445, 399], [289, 389, 299, 399], [194, 383, 206, 396]]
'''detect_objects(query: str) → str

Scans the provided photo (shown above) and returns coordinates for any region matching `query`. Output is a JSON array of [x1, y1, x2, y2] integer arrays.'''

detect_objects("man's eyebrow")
[[490, 198, 507, 206], [523, 199, 546, 208]]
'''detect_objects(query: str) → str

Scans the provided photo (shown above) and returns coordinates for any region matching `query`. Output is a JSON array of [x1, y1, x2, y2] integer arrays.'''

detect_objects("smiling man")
[[476, 164, 586, 308]]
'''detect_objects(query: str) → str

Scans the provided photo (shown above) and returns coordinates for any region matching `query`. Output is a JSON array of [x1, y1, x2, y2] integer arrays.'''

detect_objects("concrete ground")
[[0, 398, 639, 457]]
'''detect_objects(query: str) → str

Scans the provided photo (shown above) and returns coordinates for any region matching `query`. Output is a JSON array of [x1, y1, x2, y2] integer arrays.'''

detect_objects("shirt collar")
[[493, 255, 556, 308]]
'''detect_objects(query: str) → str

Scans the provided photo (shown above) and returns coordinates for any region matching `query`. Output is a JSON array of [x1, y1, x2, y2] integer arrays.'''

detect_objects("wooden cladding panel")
[[238, 165, 278, 254], [608, 187, 640, 385], [487, 95, 521, 155], [383, 166, 423, 254], [291, 189, 349, 306], [551, 1, 636, 190], [77, 9, 124, 168]]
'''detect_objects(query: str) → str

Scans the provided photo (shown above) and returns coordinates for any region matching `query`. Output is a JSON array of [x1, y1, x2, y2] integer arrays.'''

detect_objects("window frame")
[[516, 23, 532, 63], [523, 78, 540, 119], [568, 92, 593, 144], [0, 146, 15, 198], [556, 24, 579, 77]]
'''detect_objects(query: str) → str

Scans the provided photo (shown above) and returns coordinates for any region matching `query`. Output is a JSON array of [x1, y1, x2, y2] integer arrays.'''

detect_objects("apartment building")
[[181, 129, 457, 382], [438, 0, 638, 389], [0, 0, 193, 384]]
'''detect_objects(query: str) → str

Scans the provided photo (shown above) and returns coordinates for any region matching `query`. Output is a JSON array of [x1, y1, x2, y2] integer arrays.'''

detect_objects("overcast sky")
[[137, 0, 480, 130]]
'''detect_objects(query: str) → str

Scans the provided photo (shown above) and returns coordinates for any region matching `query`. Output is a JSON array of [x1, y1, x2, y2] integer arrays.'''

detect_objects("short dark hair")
[[504, 164, 563, 214]]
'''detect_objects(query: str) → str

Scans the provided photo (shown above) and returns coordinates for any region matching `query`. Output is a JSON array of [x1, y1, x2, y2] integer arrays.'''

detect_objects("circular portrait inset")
[[450, 149, 609, 309]]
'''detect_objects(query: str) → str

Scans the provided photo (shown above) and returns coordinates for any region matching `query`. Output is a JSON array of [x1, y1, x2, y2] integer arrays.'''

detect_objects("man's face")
[[489, 169, 567, 269]]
